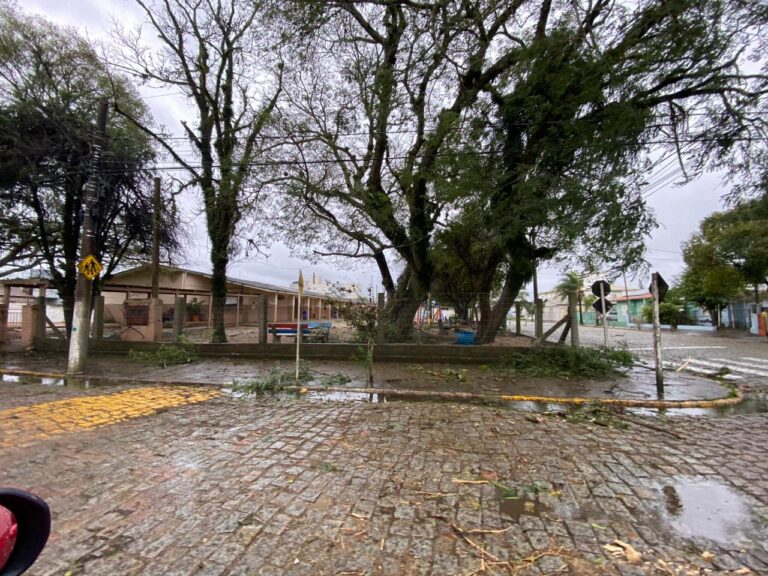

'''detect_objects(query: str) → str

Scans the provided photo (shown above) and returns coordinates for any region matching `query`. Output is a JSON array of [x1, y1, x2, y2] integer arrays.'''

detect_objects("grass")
[[495, 345, 634, 379], [128, 340, 199, 368]]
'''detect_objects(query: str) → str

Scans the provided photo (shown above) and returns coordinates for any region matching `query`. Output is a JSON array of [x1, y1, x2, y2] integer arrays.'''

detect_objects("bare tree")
[[112, 0, 282, 342]]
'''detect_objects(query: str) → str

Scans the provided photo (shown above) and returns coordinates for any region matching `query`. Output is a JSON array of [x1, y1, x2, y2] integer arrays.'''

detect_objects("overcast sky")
[[20, 0, 733, 295]]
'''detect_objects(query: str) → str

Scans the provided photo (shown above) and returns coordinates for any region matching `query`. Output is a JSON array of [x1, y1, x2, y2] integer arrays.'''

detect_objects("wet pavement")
[[1, 351, 767, 575], [0, 350, 736, 406]]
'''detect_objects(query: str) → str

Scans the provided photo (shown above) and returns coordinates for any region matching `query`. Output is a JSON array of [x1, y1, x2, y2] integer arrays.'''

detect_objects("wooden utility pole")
[[599, 282, 608, 349], [67, 98, 108, 375], [651, 272, 664, 396], [151, 177, 161, 299], [568, 292, 580, 347], [295, 271, 304, 381]]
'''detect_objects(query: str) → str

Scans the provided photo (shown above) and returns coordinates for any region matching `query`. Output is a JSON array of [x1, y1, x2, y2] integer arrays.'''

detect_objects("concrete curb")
[[0, 368, 742, 410]]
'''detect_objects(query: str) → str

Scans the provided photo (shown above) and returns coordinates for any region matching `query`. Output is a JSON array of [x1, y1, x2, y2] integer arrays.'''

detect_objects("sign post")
[[649, 272, 668, 397], [295, 270, 304, 381], [591, 280, 612, 349]]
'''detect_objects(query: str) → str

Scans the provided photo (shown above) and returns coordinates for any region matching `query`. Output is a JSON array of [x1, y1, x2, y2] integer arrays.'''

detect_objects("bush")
[[233, 361, 312, 394], [496, 345, 634, 379], [128, 341, 199, 368], [641, 302, 693, 326]]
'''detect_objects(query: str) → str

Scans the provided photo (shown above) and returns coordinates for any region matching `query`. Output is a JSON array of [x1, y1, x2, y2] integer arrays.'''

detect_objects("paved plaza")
[[1, 357, 767, 575]]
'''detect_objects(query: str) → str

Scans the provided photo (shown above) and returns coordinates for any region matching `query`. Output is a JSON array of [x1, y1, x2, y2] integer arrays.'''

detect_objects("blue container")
[[456, 330, 476, 345]]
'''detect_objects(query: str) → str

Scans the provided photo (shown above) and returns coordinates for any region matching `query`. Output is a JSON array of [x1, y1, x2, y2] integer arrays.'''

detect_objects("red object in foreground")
[[0, 505, 17, 571]]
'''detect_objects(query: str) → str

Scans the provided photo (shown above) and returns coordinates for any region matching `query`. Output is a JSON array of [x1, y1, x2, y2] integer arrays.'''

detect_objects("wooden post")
[[515, 302, 522, 336], [568, 292, 579, 348], [151, 177, 161, 299], [652, 273, 664, 397], [93, 295, 104, 340], [535, 298, 544, 339], [172, 296, 184, 343], [259, 295, 268, 344], [296, 272, 303, 381], [36, 291, 47, 345], [599, 282, 608, 349], [376, 293, 386, 344], [273, 294, 278, 323]]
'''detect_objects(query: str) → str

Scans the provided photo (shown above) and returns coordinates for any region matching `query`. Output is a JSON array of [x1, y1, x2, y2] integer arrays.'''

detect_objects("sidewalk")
[[1, 377, 767, 575], [0, 349, 739, 409]]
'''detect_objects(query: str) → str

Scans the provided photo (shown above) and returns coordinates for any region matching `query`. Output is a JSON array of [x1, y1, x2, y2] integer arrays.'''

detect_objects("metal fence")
[[91, 292, 548, 345]]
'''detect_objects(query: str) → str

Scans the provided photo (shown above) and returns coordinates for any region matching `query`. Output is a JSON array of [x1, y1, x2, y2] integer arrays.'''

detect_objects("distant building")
[[290, 273, 367, 301]]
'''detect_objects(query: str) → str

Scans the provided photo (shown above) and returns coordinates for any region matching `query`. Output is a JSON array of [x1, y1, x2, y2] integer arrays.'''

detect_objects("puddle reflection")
[[659, 478, 764, 546]]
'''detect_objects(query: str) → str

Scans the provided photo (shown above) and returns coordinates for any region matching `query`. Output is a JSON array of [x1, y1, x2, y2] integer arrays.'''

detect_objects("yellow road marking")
[[0, 386, 218, 449]]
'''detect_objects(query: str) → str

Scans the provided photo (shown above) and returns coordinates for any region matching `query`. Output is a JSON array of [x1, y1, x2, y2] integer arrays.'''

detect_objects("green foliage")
[[680, 197, 768, 309], [233, 361, 312, 394], [553, 272, 585, 301], [342, 301, 377, 386], [492, 480, 549, 500], [0, 4, 177, 331], [495, 346, 634, 379], [316, 462, 340, 473], [679, 233, 746, 315], [187, 298, 203, 315], [319, 372, 352, 387], [566, 403, 629, 429], [128, 342, 199, 368], [640, 301, 693, 326]]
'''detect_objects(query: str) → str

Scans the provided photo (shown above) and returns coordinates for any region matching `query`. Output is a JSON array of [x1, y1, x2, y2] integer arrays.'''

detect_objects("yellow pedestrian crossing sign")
[[78, 255, 103, 280]]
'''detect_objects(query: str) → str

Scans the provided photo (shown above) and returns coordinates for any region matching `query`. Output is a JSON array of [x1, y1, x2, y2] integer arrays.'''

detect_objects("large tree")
[[0, 3, 178, 333], [276, 0, 766, 342], [679, 195, 768, 317], [112, 0, 283, 342]]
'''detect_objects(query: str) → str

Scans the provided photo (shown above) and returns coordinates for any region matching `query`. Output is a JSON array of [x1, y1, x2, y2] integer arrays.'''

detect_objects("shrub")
[[496, 346, 634, 379], [128, 341, 199, 368]]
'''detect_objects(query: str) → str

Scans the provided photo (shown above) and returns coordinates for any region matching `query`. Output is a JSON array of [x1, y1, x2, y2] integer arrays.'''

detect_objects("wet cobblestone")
[[0, 384, 766, 575]]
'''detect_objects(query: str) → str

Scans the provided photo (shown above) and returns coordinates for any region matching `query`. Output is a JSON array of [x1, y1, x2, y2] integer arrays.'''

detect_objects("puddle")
[[0, 373, 127, 389], [309, 390, 381, 403], [1, 374, 65, 386], [630, 394, 768, 417], [658, 478, 765, 546], [498, 494, 550, 520], [501, 400, 567, 413]]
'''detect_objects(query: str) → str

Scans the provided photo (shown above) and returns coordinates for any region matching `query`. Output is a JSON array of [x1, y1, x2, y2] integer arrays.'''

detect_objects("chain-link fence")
[[91, 291, 559, 345]]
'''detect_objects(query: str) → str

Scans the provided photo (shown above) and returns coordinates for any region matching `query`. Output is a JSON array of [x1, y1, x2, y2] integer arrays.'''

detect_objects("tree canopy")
[[0, 2, 179, 332], [273, 0, 767, 342], [678, 195, 768, 317]]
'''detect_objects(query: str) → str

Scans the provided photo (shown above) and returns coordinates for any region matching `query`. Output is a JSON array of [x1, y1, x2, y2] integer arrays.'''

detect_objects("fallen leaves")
[[603, 539, 642, 564]]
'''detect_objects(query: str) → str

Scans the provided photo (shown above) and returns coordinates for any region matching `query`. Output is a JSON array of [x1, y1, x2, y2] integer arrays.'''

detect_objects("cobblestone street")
[[1, 377, 767, 575]]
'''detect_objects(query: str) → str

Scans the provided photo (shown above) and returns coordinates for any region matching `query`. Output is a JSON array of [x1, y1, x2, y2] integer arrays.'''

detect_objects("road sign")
[[592, 298, 613, 313], [648, 273, 669, 302], [591, 280, 611, 297], [77, 255, 102, 280]]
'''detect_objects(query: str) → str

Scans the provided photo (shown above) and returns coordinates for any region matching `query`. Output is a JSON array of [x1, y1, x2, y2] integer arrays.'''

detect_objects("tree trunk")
[[381, 265, 426, 341], [210, 249, 228, 343], [475, 259, 535, 344]]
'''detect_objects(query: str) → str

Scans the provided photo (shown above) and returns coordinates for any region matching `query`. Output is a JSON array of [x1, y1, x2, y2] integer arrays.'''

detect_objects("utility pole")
[[295, 270, 304, 381], [622, 271, 631, 326], [67, 98, 108, 375], [151, 176, 161, 299], [599, 281, 608, 349], [651, 272, 664, 397]]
